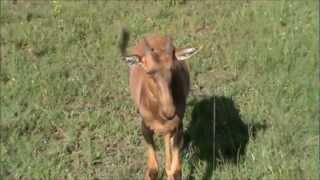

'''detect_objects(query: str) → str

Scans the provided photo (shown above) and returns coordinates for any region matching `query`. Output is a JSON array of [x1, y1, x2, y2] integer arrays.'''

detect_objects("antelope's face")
[[124, 35, 199, 81], [142, 40, 173, 76]]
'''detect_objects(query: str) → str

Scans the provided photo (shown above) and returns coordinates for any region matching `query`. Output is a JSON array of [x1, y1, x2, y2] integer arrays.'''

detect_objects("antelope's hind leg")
[[142, 121, 159, 180]]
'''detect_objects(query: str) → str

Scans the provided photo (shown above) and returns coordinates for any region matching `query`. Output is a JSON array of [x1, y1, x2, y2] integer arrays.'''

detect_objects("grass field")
[[0, 0, 318, 179]]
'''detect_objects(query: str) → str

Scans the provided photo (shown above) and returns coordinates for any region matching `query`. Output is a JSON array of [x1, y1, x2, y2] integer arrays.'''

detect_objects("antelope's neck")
[[145, 76, 174, 106], [144, 77, 160, 101]]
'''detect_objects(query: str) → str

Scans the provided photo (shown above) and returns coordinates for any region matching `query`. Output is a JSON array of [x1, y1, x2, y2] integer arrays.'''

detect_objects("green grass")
[[0, 0, 318, 179]]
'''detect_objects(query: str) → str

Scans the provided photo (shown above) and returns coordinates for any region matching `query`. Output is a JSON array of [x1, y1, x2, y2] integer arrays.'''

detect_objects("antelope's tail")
[[118, 28, 130, 57]]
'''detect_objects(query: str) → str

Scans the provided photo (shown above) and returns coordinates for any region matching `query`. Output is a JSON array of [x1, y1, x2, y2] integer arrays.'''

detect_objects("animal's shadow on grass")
[[183, 96, 267, 180]]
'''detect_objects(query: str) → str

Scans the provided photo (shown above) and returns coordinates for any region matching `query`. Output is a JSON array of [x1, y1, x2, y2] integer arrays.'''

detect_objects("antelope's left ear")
[[175, 47, 200, 61], [124, 55, 140, 66]]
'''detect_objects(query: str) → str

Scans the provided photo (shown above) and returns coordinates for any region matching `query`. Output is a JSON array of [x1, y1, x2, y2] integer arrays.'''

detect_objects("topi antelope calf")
[[119, 29, 199, 180]]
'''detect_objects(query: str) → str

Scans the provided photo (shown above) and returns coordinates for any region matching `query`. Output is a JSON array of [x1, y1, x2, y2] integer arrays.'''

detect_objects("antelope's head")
[[123, 34, 198, 80], [119, 30, 199, 119]]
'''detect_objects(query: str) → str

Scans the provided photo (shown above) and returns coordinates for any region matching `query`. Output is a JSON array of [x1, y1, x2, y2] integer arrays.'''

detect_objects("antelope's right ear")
[[124, 55, 140, 66], [175, 47, 199, 61]]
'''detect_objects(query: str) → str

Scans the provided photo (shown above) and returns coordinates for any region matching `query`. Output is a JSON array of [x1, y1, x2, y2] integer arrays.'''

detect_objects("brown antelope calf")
[[119, 30, 198, 180]]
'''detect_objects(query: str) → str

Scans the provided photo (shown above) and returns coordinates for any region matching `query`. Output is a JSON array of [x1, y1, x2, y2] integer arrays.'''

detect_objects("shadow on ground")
[[183, 95, 268, 180]]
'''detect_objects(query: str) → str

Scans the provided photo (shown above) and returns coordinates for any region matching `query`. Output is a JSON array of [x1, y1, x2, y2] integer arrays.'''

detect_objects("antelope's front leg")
[[166, 127, 183, 180], [142, 121, 159, 180], [164, 134, 172, 174]]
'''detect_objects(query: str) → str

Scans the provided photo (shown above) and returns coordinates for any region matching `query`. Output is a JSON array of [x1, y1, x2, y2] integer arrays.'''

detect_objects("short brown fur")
[[120, 31, 198, 180]]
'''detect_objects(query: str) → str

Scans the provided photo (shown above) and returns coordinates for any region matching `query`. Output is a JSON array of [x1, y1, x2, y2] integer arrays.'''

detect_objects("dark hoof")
[[145, 169, 158, 180], [167, 170, 182, 180], [173, 170, 182, 180]]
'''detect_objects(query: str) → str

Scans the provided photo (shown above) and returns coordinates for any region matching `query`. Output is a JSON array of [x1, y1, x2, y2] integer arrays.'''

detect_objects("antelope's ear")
[[175, 47, 199, 61], [124, 55, 140, 66]]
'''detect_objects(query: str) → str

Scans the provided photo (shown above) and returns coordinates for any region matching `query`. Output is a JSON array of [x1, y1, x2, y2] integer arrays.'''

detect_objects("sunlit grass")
[[0, 0, 318, 179]]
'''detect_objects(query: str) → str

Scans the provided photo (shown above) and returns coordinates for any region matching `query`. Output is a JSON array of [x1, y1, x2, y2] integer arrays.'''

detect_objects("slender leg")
[[142, 121, 159, 180], [169, 143, 181, 180], [167, 127, 183, 180], [164, 134, 172, 174]]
